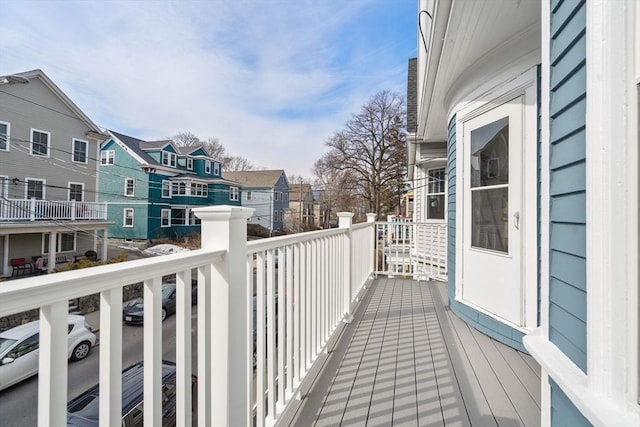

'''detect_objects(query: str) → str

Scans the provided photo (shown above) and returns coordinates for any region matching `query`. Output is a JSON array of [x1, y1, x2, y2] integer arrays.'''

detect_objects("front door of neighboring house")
[[461, 98, 524, 326]]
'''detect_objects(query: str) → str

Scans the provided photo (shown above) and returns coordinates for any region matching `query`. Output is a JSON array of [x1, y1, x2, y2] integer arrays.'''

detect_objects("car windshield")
[[0, 338, 17, 356], [162, 284, 176, 298], [67, 392, 100, 421]]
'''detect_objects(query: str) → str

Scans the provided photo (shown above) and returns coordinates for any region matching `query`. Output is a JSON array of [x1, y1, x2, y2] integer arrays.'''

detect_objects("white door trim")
[[454, 66, 538, 331]]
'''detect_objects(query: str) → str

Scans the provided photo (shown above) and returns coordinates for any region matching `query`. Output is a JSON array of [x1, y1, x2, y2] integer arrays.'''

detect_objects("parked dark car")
[[66, 360, 197, 426], [123, 279, 197, 324]]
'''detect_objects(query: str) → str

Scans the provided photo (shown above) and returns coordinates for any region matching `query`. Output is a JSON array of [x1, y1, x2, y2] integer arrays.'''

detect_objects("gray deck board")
[[289, 278, 541, 427]]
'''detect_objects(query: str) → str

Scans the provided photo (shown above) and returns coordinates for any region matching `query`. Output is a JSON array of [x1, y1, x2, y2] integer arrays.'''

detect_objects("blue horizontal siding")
[[447, 115, 457, 303], [550, 379, 592, 426], [549, 0, 587, 379]]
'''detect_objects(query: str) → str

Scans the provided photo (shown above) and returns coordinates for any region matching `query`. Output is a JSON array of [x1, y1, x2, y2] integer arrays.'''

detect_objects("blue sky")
[[0, 0, 417, 177]]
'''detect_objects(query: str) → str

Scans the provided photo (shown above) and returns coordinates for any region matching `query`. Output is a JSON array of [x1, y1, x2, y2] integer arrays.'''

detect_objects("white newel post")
[[367, 213, 376, 277], [194, 205, 254, 427], [338, 212, 354, 323]]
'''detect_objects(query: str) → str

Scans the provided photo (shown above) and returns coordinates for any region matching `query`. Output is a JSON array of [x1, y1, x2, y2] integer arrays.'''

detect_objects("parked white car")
[[0, 315, 96, 391]]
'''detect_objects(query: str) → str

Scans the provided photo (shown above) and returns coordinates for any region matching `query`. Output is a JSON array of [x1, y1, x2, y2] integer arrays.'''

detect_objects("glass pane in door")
[[470, 117, 509, 188]]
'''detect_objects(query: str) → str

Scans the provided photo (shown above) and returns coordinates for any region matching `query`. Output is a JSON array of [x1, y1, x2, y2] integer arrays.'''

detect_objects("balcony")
[[0, 199, 108, 221], [0, 206, 539, 426]]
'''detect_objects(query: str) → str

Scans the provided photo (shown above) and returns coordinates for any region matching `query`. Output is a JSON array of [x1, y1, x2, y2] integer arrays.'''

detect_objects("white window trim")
[[30, 128, 51, 158], [425, 165, 447, 222], [101, 150, 115, 165], [0, 120, 10, 151], [124, 178, 135, 197], [68, 181, 84, 202], [0, 175, 7, 199], [523, 3, 640, 426], [161, 180, 172, 198], [161, 209, 171, 227], [246, 191, 252, 201], [25, 177, 46, 199], [123, 208, 134, 227], [42, 232, 76, 254], [186, 158, 194, 170], [213, 162, 220, 175], [72, 138, 89, 164], [162, 151, 177, 168], [229, 186, 239, 201], [205, 160, 211, 174]]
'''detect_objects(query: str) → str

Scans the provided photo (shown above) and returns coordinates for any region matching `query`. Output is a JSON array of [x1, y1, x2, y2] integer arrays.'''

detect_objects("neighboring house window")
[[285, 193, 289, 201], [26, 178, 45, 199], [427, 168, 446, 220], [246, 191, 252, 201], [171, 208, 186, 225], [162, 180, 172, 198], [69, 183, 83, 201], [186, 158, 193, 170], [31, 129, 50, 157], [172, 182, 187, 195], [162, 151, 177, 167], [205, 160, 211, 174], [213, 163, 220, 175], [191, 183, 208, 197], [0, 121, 9, 151], [43, 232, 76, 253], [161, 209, 171, 227], [101, 150, 114, 165], [123, 208, 134, 227], [72, 139, 88, 163], [230, 186, 239, 201], [124, 178, 135, 197]]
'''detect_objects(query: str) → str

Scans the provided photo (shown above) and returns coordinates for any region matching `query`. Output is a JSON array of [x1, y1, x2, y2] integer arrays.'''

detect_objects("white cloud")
[[0, 0, 416, 177]]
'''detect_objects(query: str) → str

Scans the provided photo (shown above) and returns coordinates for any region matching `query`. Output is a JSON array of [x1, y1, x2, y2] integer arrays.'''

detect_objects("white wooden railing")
[[0, 199, 108, 221], [0, 206, 376, 427], [375, 220, 447, 281]]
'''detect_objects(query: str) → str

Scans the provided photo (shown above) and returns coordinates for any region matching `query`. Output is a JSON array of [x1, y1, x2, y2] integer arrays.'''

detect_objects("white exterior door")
[[461, 99, 524, 326]]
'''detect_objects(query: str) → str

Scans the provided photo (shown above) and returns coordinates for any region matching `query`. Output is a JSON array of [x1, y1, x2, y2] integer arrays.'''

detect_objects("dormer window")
[[186, 158, 193, 170], [162, 151, 177, 168], [205, 160, 211, 174], [213, 162, 220, 175]]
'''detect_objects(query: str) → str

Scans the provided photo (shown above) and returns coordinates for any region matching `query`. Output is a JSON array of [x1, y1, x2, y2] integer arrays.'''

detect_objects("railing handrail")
[[0, 248, 225, 317]]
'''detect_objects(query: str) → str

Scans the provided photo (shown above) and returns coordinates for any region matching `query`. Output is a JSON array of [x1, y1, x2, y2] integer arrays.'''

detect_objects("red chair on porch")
[[10, 258, 32, 277]]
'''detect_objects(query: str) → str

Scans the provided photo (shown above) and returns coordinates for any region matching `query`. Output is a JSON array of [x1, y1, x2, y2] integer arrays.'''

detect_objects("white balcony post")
[[338, 212, 354, 323], [367, 213, 376, 277], [193, 205, 254, 427], [30, 198, 36, 221], [71, 200, 76, 220]]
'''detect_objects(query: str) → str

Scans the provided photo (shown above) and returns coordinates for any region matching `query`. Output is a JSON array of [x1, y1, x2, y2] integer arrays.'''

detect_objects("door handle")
[[513, 212, 520, 230]]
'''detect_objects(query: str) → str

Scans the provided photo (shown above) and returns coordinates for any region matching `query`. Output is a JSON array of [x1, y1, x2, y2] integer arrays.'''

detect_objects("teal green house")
[[98, 130, 241, 241]]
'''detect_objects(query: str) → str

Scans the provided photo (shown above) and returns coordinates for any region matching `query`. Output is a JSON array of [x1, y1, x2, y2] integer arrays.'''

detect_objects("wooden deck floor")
[[289, 278, 541, 427]]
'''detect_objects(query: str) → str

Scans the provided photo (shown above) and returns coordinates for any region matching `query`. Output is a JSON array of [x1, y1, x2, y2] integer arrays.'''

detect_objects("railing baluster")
[[285, 245, 294, 398], [38, 300, 68, 427], [197, 264, 213, 427], [176, 269, 192, 426], [256, 251, 266, 425], [99, 287, 123, 426], [144, 277, 163, 427]]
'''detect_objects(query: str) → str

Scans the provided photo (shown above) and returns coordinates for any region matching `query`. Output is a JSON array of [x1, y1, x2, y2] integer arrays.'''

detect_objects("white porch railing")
[[0, 199, 108, 221], [0, 206, 376, 427], [375, 220, 447, 281]]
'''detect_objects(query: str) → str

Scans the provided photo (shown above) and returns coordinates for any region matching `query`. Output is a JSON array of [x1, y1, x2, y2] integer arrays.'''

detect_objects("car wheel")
[[161, 308, 167, 321], [71, 341, 91, 361]]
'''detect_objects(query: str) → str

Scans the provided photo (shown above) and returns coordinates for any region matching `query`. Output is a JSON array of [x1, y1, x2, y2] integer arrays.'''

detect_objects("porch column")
[[100, 229, 108, 261], [2, 235, 8, 276], [47, 232, 56, 273], [193, 205, 254, 427], [338, 212, 354, 323]]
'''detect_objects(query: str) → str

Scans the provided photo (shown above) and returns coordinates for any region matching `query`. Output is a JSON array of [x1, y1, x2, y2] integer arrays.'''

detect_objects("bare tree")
[[317, 91, 407, 218], [171, 132, 257, 171], [224, 156, 255, 172]]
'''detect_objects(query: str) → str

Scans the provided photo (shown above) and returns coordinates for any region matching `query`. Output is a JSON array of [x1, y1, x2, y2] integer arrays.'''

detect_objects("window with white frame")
[[31, 129, 50, 157], [205, 160, 211, 174], [190, 182, 208, 197], [171, 208, 186, 225], [172, 182, 187, 195], [186, 158, 193, 170], [26, 178, 45, 199], [124, 178, 135, 197], [43, 233, 76, 253], [72, 139, 88, 163], [0, 121, 9, 151], [213, 162, 220, 175], [162, 180, 171, 198], [101, 150, 114, 165], [230, 186, 239, 201], [161, 209, 171, 227], [427, 167, 446, 220], [123, 208, 134, 227], [246, 191, 252, 201], [162, 151, 177, 167], [69, 183, 83, 201]]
